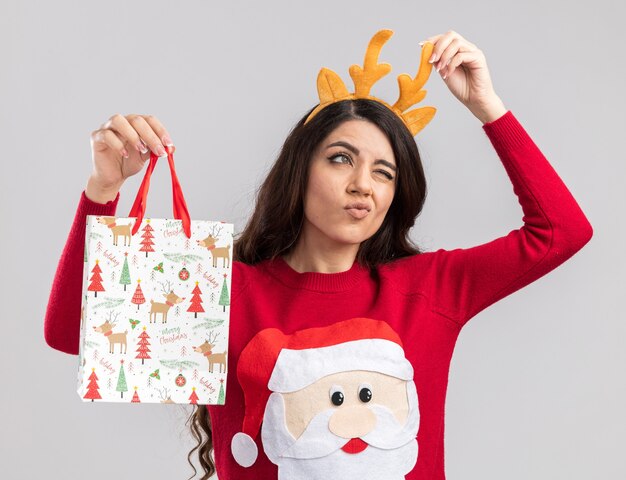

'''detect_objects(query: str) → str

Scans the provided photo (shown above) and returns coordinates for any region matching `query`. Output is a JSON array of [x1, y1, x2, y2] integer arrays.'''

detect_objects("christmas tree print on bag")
[[77, 146, 233, 405]]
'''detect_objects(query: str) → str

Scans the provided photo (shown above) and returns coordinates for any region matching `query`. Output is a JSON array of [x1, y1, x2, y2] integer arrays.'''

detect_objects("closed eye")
[[377, 170, 394, 180]]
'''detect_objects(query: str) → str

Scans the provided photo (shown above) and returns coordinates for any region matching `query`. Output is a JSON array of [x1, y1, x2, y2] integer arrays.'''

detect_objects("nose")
[[347, 163, 372, 196], [328, 405, 376, 438]]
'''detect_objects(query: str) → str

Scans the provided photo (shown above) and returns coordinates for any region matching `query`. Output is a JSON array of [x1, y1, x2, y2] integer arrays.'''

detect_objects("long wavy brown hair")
[[185, 98, 428, 479]]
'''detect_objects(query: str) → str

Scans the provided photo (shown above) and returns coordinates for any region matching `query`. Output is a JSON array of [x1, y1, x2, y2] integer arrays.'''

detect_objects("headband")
[[304, 29, 437, 136]]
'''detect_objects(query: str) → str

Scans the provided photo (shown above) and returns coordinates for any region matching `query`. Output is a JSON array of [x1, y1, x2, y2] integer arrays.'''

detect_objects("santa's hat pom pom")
[[231, 432, 258, 467]]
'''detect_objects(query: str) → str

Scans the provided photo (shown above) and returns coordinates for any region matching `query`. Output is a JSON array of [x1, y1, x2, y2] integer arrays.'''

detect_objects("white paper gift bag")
[[78, 146, 232, 405]]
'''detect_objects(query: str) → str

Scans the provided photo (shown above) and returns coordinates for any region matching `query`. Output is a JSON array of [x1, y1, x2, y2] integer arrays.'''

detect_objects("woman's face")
[[301, 119, 397, 250]]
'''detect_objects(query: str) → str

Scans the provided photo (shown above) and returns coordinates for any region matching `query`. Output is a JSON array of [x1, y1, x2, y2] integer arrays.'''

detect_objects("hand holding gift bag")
[[78, 146, 233, 405]]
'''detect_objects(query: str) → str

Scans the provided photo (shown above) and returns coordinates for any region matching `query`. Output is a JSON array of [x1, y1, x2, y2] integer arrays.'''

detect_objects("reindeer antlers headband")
[[304, 29, 437, 136]]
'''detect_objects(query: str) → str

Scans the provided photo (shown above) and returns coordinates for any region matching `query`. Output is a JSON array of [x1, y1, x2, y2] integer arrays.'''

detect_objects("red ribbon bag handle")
[[128, 145, 192, 238]]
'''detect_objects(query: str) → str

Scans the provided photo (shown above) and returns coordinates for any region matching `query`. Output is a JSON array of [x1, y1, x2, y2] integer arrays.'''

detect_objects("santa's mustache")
[[262, 390, 419, 462]]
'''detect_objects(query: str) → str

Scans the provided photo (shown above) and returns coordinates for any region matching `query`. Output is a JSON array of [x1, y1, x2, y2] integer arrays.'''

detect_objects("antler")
[[159, 280, 174, 294], [305, 29, 437, 136], [209, 224, 223, 238], [349, 29, 393, 97], [391, 41, 437, 136], [106, 311, 120, 326], [158, 387, 171, 400], [207, 331, 221, 345]]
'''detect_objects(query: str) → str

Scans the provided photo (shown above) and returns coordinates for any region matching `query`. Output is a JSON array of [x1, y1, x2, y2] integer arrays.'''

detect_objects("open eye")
[[358, 383, 372, 403], [329, 385, 345, 406], [328, 152, 352, 165]]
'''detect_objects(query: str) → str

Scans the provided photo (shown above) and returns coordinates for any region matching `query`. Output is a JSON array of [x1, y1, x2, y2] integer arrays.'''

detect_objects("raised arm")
[[419, 110, 593, 326], [44, 190, 120, 354], [392, 32, 591, 326], [45, 112, 176, 354]]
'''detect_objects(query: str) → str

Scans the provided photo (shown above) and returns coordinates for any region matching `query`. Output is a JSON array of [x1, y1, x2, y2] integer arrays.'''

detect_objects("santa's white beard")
[[261, 382, 420, 480]]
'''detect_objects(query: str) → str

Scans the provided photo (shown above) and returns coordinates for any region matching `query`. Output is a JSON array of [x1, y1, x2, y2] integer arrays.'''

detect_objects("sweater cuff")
[[80, 189, 120, 215], [481, 110, 534, 154]]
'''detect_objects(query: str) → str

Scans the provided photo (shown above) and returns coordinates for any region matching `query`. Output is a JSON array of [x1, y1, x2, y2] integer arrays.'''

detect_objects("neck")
[[283, 228, 359, 273]]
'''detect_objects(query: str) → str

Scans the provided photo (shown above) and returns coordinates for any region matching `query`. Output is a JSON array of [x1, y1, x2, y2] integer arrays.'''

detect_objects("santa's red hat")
[[231, 317, 413, 467]]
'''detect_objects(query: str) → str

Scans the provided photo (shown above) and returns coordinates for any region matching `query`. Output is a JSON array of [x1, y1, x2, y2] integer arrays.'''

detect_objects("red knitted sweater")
[[44, 110, 593, 479]]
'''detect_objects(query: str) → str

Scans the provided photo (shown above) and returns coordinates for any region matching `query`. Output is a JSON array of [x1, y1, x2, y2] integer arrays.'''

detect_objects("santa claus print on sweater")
[[231, 317, 420, 480]]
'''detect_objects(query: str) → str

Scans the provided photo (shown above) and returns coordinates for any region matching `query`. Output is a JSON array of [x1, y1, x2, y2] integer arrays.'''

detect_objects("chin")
[[328, 225, 380, 246], [305, 213, 384, 248]]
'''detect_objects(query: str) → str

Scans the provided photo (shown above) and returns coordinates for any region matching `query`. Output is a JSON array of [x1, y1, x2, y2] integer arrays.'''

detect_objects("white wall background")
[[1, 1, 622, 478]]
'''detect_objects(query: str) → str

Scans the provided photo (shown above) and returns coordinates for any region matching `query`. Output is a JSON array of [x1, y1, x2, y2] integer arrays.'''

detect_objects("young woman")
[[44, 30, 593, 480]]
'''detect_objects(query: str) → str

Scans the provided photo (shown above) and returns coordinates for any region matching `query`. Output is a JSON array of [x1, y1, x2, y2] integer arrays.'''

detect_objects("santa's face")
[[261, 370, 420, 480]]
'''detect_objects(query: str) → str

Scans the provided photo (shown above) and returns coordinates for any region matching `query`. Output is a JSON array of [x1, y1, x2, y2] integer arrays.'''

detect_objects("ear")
[[316, 68, 350, 105], [403, 107, 437, 136]]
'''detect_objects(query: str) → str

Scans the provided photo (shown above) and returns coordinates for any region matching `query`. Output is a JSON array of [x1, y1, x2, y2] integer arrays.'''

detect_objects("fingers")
[[444, 51, 471, 79], [127, 115, 168, 156], [420, 30, 477, 77], [143, 115, 174, 148], [91, 128, 129, 159], [444, 49, 484, 78], [100, 114, 173, 158]]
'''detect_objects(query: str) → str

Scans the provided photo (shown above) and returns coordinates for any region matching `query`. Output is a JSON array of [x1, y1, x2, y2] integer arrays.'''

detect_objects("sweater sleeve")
[[420, 110, 593, 327], [44, 190, 120, 354]]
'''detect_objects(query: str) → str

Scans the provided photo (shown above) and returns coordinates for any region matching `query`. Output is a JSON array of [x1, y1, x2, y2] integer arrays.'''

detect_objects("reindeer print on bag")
[[97, 216, 132, 246], [149, 280, 186, 324], [197, 224, 231, 268], [194, 331, 228, 374], [93, 312, 128, 354], [79, 215, 234, 404]]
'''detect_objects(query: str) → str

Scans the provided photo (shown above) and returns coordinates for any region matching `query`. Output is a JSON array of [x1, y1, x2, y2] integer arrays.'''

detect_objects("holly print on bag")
[[78, 215, 233, 404]]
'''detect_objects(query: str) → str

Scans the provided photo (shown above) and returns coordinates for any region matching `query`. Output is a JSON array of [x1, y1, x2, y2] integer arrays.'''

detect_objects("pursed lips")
[[344, 202, 371, 219], [344, 202, 371, 211]]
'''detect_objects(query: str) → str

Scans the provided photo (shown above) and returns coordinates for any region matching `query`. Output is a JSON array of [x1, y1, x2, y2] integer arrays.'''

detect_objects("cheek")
[[370, 376, 409, 425], [283, 386, 330, 439], [373, 187, 396, 218], [304, 176, 339, 218]]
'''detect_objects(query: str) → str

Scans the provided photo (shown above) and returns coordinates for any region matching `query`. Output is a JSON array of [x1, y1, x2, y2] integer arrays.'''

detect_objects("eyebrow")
[[326, 141, 397, 172]]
